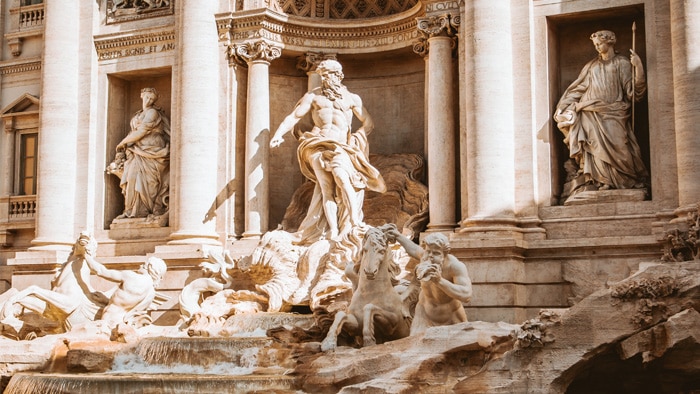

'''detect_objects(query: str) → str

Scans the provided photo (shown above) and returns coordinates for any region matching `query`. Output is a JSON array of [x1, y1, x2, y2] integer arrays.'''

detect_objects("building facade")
[[0, 0, 698, 323]]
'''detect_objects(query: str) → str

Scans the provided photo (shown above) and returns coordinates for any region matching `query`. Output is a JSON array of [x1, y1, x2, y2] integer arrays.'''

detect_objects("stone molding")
[[0, 58, 41, 75], [216, 4, 423, 55], [93, 27, 176, 61]]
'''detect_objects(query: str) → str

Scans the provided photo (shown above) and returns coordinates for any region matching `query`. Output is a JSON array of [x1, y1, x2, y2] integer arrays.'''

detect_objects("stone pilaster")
[[1, 119, 14, 196], [168, 0, 221, 245], [459, 1, 519, 235], [231, 40, 281, 238], [31, 0, 80, 250], [671, 1, 700, 215], [415, 14, 459, 232]]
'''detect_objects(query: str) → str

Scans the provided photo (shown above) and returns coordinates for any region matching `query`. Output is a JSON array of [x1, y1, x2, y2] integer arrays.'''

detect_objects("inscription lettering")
[[98, 42, 176, 61]]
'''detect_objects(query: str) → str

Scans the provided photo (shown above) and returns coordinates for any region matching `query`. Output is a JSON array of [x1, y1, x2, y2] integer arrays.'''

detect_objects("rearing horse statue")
[[321, 225, 413, 351], [0, 232, 105, 338]]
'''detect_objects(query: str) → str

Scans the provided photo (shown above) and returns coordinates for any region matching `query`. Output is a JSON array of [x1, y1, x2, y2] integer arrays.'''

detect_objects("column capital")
[[228, 40, 282, 67], [296, 52, 337, 73], [417, 13, 460, 38], [413, 14, 459, 57]]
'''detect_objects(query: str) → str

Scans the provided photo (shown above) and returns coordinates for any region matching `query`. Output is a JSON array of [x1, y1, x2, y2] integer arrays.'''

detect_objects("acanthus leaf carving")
[[229, 40, 282, 67]]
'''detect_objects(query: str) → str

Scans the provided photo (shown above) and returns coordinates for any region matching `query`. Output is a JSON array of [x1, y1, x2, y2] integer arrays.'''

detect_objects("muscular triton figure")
[[388, 228, 473, 335]]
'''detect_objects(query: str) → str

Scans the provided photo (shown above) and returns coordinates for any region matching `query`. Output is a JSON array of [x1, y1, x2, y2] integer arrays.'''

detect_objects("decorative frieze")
[[278, 0, 418, 19], [94, 28, 176, 61], [0, 59, 41, 75], [216, 5, 422, 54], [425, 0, 461, 13], [106, 0, 174, 24]]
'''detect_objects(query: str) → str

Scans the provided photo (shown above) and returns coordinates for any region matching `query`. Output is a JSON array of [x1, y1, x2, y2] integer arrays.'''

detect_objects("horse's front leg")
[[362, 304, 403, 347], [321, 310, 358, 352]]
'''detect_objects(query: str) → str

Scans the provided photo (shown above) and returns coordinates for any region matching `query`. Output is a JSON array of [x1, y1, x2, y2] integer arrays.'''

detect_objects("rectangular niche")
[[547, 5, 649, 204], [104, 68, 172, 229]]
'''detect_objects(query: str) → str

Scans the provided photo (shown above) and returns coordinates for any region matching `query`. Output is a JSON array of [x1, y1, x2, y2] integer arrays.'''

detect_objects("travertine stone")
[[671, 1, 700, 208], [234, 40, 282, 238], [416, 15, 458, 231], [461, 1, 517, 230], [168, 0, 220, 244], [30, 0, 80, 249]]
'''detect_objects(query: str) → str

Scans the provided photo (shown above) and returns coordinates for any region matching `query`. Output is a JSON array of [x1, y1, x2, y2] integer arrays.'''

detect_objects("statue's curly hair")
[[590, 30, 617, 45]]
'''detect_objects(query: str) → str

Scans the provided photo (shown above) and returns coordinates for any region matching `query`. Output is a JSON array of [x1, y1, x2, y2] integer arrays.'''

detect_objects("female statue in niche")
[[554, 30, 648, 198], [109, 87, 170, 221]]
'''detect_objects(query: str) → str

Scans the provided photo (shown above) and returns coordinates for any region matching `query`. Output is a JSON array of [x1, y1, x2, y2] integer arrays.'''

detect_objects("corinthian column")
[[31, 0, 80, 249], [671, 1, 700, 213], [168, 0, 220, 244], [415, 14, 459, 231], [232, 40, 281, 238]]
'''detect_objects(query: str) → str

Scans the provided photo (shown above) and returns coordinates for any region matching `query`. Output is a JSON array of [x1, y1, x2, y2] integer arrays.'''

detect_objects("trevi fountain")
[[0, 0, 698, 393]]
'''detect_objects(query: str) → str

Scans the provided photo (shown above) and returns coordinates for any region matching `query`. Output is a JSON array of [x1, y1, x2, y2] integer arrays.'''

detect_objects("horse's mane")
[[356, 227, 402, 285]]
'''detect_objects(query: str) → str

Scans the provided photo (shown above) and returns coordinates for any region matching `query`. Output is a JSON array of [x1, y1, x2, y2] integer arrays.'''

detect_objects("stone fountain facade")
[[0, 0, 699, 392]]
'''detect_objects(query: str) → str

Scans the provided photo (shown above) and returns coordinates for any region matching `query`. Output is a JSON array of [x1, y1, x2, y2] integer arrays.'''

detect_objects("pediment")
[[1, 93, 39, 116]]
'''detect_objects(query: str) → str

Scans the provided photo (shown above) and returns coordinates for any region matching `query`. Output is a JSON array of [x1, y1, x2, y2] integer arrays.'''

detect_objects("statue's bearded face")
[[321, 72, 343, 100]]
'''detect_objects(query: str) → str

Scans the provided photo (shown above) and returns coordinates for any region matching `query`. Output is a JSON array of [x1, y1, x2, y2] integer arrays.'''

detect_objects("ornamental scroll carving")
[[228, 40, 282, 67], [413, 13, 459, 57], [296, 52, 337, 73]]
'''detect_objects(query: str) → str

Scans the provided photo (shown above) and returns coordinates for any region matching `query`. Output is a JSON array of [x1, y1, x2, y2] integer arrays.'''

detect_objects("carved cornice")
[[94, 27, 176, 61], [296, 52, 337, 73], [215, 3, 424, 55], [229, 40, 282, 67], [0, 58, 41, 75]]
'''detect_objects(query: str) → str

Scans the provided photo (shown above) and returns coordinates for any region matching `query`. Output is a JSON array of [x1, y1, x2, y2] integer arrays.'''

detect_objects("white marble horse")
[[321, 225, 412, 351], [0, 232, 105, 338]]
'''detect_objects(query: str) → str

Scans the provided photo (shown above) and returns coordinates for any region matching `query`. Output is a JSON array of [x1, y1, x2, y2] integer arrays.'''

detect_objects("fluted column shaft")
[[416, 15, 459, 231], [32, 0, 80, 248], [671, 1, 700, 209], [169, 0, 220, 244], [233, 41, 281, 238]]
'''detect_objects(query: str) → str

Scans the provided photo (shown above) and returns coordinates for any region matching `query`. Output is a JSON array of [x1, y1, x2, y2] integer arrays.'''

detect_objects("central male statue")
[[271, 60, 386, 244]]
